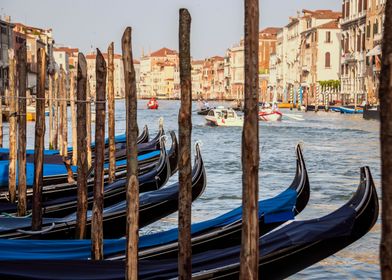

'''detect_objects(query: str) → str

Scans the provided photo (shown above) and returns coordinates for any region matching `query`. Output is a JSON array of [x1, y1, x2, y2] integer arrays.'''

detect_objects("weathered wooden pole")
[[48, 74, 54, 149], [52, 73, 59, 150], [240, 0, 259, 279], [8, 49, 17, 203], [86, 78, 92, 169], [58, 68, 64, 156], [178, 8, 192, 280], [108, 42, 116, 183], [91, 49, 106, 260], [17, 45, 27, 216], [75, 53, 88, 239], [61, 68, 68, 158], [379, 1, 392, 278], [31, 48, 46, 230], [122, 27, 139, 280], [70, 71, 78, 165]]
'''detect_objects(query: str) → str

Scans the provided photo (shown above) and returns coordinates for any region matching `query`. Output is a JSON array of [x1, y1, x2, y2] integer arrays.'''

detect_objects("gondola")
[[0, 137, 172, 218], [0, 126, 164, 188], [0, 167, 376, 279], [0, 144, 308, 261], [0, 132, 178, 204], [0, 143, 205, 239]]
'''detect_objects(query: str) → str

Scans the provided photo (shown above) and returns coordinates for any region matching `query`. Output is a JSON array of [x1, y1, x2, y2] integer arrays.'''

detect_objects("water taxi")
[[205, 107, 243, 127]]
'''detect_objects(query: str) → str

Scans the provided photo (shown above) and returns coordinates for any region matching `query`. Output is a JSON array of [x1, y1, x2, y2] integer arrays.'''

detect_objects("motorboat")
[[147, 98, 159, 110], [205, 107, 243, 127], [259, 103, 283, 121]]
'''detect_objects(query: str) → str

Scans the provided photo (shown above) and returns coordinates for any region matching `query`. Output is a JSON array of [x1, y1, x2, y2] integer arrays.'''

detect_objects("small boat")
[[196, 100, 211, 115], [147, 97, 159, 110], [205, 107, 243, 127], [331, 106, 364, 114], [259, 107, 283, 121], [363, 105, 380, 121]]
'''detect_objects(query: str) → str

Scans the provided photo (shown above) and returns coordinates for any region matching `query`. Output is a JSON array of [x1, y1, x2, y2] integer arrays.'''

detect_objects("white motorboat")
[[205, 107, 243, 127]]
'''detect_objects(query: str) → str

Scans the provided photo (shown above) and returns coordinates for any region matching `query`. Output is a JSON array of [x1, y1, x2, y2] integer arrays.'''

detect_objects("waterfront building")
[[365, 0, 385, 104], [0, 16, 14, 95], [275, 27, 289, 102], [86, 52, 127, 99], [227, 42, 244, 100], [340, 0, 368, 105], [139, 47, 179, 99], [191, 60, 204, 99], [299, 10, 341, 105], [258, 27, 279, 102]]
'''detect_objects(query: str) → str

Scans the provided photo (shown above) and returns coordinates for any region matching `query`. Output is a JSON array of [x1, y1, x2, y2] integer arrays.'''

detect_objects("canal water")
[[14, 99, 380, 279]]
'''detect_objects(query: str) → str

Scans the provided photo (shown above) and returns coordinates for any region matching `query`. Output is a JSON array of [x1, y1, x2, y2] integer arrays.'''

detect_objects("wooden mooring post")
[[52, 73, 59, 150], [91, 49, 106, 260], [122, 27, 139, 280], [178, 8, 192, 280], [58, 67, 64, 156], [86, 78, 92, 169], [31, 48, 46, 230], [61, 68, 68, 158], [48, 74, 54, 149], [17, 45, 27, 216], [240, 0, 260, 279], [8, 49, 17, 203], [107, 42, 116, 183], [75, 53, 88, 239], [379, 0, 392, 278], [70, 71, 78, 166], [0, 88, 3, 148]]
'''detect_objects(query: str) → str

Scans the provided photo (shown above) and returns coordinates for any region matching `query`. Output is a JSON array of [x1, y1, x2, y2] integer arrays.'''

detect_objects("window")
[[342, 3, 345, 18], [326, 31, 331, 43], [357, 32, 361, 52], [346, 1, 350, 17], [325, 52, 331, 68], [367, 21, 371, 38], [358, 0, 362, 12]]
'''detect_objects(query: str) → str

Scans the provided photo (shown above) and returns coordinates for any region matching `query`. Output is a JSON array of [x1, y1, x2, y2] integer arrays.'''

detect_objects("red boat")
[[147, 97, 159, 110]]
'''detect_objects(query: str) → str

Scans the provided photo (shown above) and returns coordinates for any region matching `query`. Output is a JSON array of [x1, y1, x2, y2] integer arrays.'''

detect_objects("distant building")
[[86, 52, 129, 99], [0, 16, 14, 95], [340, 0, 368, 104], [365, 0, 385, 104]]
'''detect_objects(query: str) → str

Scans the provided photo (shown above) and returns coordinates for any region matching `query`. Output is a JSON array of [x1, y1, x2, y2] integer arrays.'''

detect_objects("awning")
[[366, 45, 381, 57]]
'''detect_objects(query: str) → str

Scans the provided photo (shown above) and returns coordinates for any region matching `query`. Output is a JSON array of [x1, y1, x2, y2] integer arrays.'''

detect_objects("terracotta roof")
[[260, 27, 280, 35], [192, 60, 204, 65], [317, 20, 340, 29], [53, 47, 79, 54], [302, 9, 341, 20], [209, 56, 224, 61], [150, 47, 178, 57]]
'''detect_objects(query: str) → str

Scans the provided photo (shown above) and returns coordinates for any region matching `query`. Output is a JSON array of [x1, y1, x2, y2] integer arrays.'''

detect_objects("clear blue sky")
[[2, 0, 341, 59]]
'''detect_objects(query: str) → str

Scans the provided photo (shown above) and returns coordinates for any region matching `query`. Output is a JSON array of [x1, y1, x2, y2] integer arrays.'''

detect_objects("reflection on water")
[[10, 99, 380, 279]]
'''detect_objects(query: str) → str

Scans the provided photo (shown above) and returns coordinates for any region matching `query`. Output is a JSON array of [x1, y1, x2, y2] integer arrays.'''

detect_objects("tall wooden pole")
[[75, 53, 88, 239], [70, 71, 78, 166], [122, 27, 139, 280], [107, 42, 116, 183], [61, 68, 68, 158], [91, 49, 106, 260], [8, 49, 17, 203], [0, 88, 3, 148], [31, 48, 46, 230], [58, 68, 64, 156], [240, 0, 259, 279], [48, 74, 54, 149], [178, 8, 192, 280], [379, 1, 392, 278], [17, 45, 27, 217], [53, 73, 59, 150], [86, 78, 92, 169]]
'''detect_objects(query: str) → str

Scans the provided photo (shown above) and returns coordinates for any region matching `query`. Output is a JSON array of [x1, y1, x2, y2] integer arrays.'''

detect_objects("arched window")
[[367, 21, 371, 38], [325, 52, 331, 68], [373, 19, 379, 36]]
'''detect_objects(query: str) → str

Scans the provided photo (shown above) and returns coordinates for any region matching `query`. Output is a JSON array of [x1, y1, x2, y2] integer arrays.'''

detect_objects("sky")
[[2, 0, 341, 59]]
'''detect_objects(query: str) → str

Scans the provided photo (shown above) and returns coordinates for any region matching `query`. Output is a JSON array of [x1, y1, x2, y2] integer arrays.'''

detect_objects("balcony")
[[342, 53, 357, 64]]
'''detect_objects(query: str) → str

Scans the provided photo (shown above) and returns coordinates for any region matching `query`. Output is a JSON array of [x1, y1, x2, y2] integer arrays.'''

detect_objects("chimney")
[[4, 15, 11, 23]]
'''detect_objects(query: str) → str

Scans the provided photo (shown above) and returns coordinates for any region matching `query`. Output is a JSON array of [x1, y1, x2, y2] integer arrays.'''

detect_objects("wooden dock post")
[[49, 74, 54, 149], [31, 48, 46, 230], [61, 68, 68, 158], [0, 88, 3, 148], [8, 49, 17, 203], [17, 45, 27, 216], [178, 8, 192, 280], [52, 73, 59, 150], [75, 53, 88, 239], [240, 0, 260, 279], [107, 42, 116, 183], [379, 1, 392, 278], [86, 78, 92, 169], [91, 49, 107, 260], [70, 70, 78, 166], [122, 27, 139, 280]]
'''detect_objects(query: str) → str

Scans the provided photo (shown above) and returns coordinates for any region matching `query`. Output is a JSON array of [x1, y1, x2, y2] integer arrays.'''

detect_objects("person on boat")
[[203, 100, 210, 109]]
